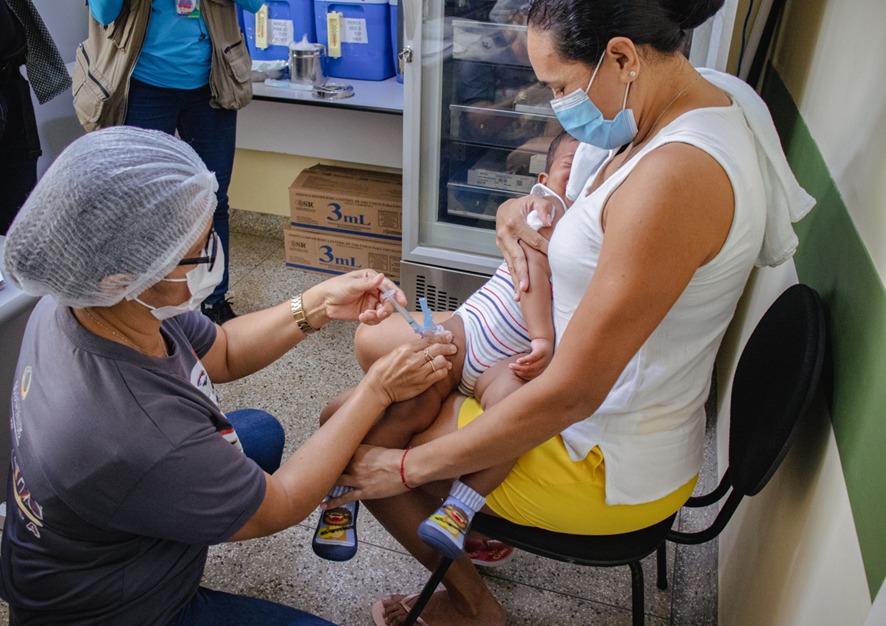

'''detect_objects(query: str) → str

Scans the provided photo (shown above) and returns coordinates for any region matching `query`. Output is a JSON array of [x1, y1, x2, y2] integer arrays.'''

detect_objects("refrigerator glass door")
[[402, 0, 563, 275]]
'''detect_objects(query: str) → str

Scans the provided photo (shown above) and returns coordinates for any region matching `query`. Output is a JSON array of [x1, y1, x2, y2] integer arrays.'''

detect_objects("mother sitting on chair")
[[326, 0, 813, 623]]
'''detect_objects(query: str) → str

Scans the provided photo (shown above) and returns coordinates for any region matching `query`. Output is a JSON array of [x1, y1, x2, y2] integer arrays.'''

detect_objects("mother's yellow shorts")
[[458, 397, 698, 535]]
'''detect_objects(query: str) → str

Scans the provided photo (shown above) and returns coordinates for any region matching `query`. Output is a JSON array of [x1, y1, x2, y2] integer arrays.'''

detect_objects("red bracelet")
[[400, 447, 414, 489]]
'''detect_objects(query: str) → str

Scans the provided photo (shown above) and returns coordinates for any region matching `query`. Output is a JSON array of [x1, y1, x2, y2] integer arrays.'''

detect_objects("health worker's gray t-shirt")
[[0, 298, 266, 624]]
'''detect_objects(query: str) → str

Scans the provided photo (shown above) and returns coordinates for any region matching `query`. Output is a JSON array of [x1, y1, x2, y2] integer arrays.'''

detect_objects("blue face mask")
[[550, 53, 638, 150]]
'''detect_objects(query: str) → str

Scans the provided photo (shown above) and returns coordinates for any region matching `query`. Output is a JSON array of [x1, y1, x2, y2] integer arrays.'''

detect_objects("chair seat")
[[472, 512, 678, 567]]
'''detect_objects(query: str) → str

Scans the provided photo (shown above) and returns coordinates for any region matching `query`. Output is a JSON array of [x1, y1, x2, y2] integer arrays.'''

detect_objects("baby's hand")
[[509, 338, 553, 381]]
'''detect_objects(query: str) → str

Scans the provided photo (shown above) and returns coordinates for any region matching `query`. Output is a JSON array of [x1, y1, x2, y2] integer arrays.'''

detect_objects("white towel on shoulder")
[[565, 142, 609, 203], [699, 68, 815, 267]]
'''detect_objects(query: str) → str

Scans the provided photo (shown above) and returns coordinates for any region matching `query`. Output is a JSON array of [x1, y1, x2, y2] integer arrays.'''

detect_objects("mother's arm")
[[336, 143, 735, 502], [495, 195, 557, 295]]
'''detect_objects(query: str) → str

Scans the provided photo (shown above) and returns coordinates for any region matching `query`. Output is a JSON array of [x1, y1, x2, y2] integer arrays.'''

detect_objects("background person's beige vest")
[[72, 0, 252, 132]]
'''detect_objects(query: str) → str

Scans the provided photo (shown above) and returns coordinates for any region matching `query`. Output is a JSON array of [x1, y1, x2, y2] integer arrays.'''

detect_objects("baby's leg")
[[458, 463, 516, 503], [354, 309, 453, 371], [461, 357, 532, 495], [322, 314, 466, 450], [315, 314, 465, 560], [418, 462, 516, 559], [474, 356, 529, 411], [419, 364, 526, 559]]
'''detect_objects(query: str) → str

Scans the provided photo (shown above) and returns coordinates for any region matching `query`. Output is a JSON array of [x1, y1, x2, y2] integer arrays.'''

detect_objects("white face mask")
[[133, 233, 224, 321]]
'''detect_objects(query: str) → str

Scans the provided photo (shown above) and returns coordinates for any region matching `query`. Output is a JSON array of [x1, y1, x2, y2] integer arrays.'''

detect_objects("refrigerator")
[[394, 0, 722, 312], [397, 0, 562, 310]]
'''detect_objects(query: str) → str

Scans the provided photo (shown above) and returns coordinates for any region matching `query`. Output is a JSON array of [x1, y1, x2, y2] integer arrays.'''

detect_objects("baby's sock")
[[312, 485, 359, 562], [417, 481, 486, 559]]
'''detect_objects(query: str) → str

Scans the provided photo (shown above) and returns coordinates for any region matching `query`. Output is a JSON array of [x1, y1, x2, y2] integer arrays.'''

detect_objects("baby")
[[314, 132, 579, 562], [416, 131, 577, 559]]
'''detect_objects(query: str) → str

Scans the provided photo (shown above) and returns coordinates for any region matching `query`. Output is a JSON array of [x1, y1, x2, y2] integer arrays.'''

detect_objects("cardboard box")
[[284, 226, 401, 283], [289, 165, 402, 240]]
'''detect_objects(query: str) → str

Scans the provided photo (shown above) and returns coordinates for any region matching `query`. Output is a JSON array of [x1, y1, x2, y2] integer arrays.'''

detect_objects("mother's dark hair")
[[527, 0, 725, 64]]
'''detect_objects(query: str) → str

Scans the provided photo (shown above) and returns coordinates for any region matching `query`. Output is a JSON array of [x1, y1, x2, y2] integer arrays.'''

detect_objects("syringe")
[[381, 288, 422, 335]]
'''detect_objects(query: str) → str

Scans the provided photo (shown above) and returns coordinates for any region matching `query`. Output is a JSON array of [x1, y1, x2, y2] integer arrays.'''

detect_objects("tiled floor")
[[0, 211, 719, 625]]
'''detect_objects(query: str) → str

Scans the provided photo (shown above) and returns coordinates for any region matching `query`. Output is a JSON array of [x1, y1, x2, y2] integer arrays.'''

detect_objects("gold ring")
[[423, 349, 433, 363], [428, 359, 437, 373]]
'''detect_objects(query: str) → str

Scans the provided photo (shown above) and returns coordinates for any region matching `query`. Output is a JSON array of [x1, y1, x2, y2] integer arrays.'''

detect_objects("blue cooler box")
[[314, 0, 394, 80], [389, 0, 402, 83], [244, 0, 316, 61]]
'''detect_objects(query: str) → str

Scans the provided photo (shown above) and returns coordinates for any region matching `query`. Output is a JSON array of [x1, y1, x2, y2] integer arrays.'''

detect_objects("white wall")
[[864, 578, 886, 626]]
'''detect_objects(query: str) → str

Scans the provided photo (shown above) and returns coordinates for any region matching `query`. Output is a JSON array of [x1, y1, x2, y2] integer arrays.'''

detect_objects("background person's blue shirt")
[[90, 0, 263, 90]]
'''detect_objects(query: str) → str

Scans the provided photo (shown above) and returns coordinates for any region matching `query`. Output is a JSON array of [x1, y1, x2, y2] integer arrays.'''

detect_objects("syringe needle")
[[381, 289, 422, 334]]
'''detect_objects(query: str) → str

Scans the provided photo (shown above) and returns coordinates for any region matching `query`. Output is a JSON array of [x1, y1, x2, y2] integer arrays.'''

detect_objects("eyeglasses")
[[177, 227, 218, 272]]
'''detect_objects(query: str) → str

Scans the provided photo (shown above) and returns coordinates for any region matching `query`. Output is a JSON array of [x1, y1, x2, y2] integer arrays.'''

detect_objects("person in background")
[[0, 127, 456, 625], [324, 0, 814, 622], [0, 0, 70, 235], [83, 0, 264, 324]]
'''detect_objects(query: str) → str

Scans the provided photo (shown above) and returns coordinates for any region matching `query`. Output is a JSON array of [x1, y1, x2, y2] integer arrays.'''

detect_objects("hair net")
[[3, 127, 218, 308]]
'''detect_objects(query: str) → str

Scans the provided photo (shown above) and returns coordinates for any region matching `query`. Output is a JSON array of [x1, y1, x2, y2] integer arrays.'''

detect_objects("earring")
[[629, 70, 637, 78]]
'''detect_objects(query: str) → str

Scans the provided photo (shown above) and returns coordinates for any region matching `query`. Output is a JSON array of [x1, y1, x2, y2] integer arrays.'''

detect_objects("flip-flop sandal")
[[370, 593, 428, 626], [468, 540, 516, 568]]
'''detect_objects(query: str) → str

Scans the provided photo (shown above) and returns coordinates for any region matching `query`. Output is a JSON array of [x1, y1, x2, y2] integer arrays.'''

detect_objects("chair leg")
[[656, 543, 668, 590], [628, 560, 646, 626], [403, 557, 454, 626]]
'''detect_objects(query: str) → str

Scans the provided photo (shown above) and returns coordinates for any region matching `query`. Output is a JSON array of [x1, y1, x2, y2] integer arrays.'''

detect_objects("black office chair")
[[403, 284, 827, 626]]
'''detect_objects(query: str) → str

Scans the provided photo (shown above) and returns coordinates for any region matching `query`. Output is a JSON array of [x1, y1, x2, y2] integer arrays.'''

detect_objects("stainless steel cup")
[[289, 43, 327, 88]]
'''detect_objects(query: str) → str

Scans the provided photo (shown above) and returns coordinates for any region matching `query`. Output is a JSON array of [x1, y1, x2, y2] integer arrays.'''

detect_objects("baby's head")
[[537, 131, 579, 200]]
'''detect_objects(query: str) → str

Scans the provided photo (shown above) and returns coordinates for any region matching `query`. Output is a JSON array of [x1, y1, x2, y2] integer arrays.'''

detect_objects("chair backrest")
[[727, 283, 827, 497]]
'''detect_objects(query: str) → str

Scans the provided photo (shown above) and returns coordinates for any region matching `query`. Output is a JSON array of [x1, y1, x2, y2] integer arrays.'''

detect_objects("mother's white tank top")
[[548, 101, 766, 505]]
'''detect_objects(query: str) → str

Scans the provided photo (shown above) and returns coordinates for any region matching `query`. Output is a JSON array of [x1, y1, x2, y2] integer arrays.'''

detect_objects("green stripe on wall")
[[761, 66, 886, 598]]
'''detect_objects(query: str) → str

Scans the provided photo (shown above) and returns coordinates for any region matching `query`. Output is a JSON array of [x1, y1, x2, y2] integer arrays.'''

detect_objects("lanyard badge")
[[176, 0, 200, 17]]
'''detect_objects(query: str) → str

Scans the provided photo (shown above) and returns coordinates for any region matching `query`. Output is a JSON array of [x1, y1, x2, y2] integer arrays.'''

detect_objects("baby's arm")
[[509, 240, 554, 381], [508, 202, 562, 380]]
